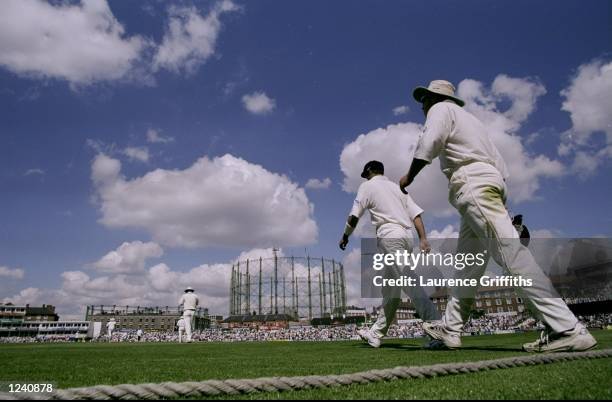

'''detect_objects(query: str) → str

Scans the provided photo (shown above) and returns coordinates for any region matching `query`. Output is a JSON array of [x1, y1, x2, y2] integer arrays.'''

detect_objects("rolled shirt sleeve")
[[404, 194, 424, 221], [349, 184, 369, 218], [413, 103, 453, 163]]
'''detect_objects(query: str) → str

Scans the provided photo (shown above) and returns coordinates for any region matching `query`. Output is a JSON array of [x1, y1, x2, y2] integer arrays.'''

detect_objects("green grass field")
[[1, 330, 611, 400]]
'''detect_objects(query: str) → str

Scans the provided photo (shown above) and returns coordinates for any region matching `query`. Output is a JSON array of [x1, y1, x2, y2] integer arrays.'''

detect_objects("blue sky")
[[0, 0, 610, 317]]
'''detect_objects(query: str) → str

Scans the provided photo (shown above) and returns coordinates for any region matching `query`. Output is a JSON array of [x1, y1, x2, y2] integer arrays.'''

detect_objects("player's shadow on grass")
[[455, 345, 524, 352], [357, 342, 422, 350], [365, 343, 524, 352]]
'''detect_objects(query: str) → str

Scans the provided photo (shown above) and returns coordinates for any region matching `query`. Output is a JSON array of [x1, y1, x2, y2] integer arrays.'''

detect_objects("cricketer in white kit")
[[106, 318, 116, 338], [176, 317, 186, 343], [339, 160, 442, 348], [179, 286, 199, 343], [399, 80, 597, 353]]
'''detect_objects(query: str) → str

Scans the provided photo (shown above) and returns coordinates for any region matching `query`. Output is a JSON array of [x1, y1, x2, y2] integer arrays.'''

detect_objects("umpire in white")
[[399, 80, 596, 353], [178, 286, 199, 343], [340, 160, 441, 348]]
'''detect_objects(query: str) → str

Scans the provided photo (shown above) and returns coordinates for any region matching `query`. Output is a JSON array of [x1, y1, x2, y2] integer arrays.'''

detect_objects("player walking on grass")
[[339, 160, 442, 348], [179, 286, 199, 343], [399, 80, 597, 353]]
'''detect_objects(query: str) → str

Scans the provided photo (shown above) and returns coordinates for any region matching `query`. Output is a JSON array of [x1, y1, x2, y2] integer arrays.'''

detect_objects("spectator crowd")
[[1, 314, 610, 344]]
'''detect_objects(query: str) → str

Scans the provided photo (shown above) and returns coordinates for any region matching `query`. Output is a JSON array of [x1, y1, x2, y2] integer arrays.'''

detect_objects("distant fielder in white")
[[179, 286, 199, 343], [106, 318, 116, 338], [176, 317, 186, 343], [399, 79, 597, 353], [136, 328, 143, 342], [339, 160, 441, 348]]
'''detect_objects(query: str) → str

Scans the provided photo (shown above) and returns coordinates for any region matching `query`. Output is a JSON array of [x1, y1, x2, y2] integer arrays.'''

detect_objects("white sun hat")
[[413, 80, 465, 107]]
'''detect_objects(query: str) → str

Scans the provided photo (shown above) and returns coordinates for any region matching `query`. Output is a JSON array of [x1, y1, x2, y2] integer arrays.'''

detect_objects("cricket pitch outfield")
[[1, 331, 611, 400]]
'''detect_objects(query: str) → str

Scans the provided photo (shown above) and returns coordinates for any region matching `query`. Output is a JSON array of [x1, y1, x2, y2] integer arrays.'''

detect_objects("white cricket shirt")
[[350, 175, 423, 239], [414, 101, 509, 180], [179, 293, 199, 310]]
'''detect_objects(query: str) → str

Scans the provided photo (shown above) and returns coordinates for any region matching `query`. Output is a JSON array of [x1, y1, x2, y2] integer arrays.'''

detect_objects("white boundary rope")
[[2, 349, 610, 400]]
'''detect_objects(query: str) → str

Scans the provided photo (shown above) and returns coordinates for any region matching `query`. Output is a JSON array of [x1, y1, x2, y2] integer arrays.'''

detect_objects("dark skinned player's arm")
[[339, 215, 359, 250], [399, 159, 428, 194]]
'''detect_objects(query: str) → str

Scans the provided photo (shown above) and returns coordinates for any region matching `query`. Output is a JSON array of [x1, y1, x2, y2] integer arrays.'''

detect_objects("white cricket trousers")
[[442, 162, 578, 334], [371, 237, 441, 339], [178, 328, 184, 343], [182, 310, 195, 341]]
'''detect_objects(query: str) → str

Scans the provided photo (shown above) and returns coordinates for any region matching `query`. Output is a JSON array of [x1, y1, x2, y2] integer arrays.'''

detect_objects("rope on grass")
[[3, 349, 611, 400]]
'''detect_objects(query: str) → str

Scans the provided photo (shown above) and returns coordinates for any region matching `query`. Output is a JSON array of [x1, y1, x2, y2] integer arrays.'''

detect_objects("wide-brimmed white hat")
[[413, 80, 464, 107], [184, 286, 194, 292]]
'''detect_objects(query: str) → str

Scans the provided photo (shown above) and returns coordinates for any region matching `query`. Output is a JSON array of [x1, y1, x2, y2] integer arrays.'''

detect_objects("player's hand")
[[339, 236, 349, 250], [420, 238, 431, 253], [399, 174, 411, 194]]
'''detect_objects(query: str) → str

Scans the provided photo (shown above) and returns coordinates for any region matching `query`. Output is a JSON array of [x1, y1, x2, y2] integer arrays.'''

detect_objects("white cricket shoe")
[[522, 323, 597, 353], [422, 322, 462, 349], [357, 328, 381, 348]]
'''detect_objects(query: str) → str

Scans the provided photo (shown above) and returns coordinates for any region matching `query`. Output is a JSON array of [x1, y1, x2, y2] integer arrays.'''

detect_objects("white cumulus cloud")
[[123, 146, 150, 163], [0, 266, 25, 280], [3, 287, 41, 305], [153, 0, 239, 74], [0, 0, 239, 87], [457, 75, 564, 202], [0, 0, 149, 86], [146, 128, 174, 144], [428, 225, 459, 238], [305, 178, 332, 190], [91, 153, 121, 185], [91, 153, 318, 248], [234, 247, 284, 263], [559, 59, 612, 177], [242, 92, 276, 115], [393, 105, 410, 115], [91, 241, 164, 274]]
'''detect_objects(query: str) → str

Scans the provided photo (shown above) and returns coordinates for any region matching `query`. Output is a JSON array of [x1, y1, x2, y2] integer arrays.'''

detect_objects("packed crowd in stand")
[[195, 326, 360, 342], [2, 313, 610, 343], [0, 335, 78, 343], [562, 282, 612, 305], [578, 314, 612, 329], [463, 314, 531, 335]]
